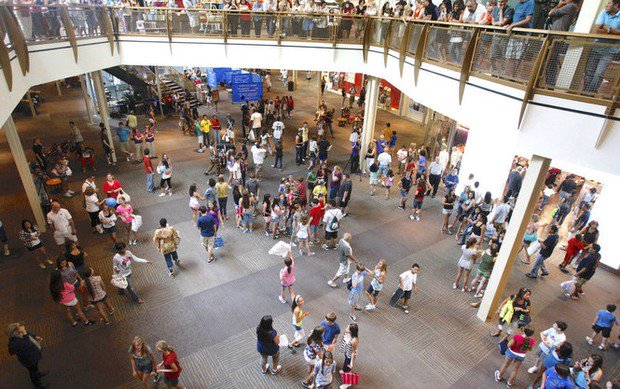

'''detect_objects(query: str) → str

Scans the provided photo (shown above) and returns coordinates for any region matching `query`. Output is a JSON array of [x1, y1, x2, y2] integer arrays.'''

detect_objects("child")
[[83, 267, 115, 325], [365, 259, 387, 311], [586, 304, 617, 350], [348, 262, 368, 323], [307, 168, 317, 192], [78, 144, 96, 173], [369, 163, 379, 196], [390, 263, 420, 314], [558, 234, 583, 273], [409, 178, 427, 221], [528, 321, 568, 374], [320, 312, 341, 350], [279, 251, 296, 304], [384, 169, 394, 199], [296, 213, 315, 256], [540, 363, 573, 389], [389, 130, 397, 151], [398, 170, 413, 210], [308, 198, 323, 245], [155, 341, 183, 388], [289, 295, 310, 352], [270, 201, 281, 239], [313, 179, 327, 200], [311, 351, 337, 389]]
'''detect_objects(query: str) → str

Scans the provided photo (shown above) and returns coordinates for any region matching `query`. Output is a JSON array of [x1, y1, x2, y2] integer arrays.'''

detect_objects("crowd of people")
[[2, 65, 618, 389]]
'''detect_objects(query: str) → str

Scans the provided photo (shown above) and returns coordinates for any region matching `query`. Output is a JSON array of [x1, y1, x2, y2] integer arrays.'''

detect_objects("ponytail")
[[284, 257, 292, 275]]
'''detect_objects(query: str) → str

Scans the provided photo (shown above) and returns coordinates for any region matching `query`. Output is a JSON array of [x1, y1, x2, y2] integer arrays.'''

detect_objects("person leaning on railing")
[[543, 0, 579, 87], [583, 0, 620, 95]]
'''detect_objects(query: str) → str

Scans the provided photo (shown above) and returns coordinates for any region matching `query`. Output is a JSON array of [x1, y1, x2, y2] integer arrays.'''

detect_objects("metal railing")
[[1, 5, 619, 114]]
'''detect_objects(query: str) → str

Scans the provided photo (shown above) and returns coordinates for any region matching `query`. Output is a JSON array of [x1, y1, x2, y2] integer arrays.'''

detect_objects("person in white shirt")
[[112, 242, 152, 304], [491, 195, 511, 227], [322, 199, 344, 250], [390, 263, 420, 314], [396, 146, 408, 174], [272, 117, 285, 142], [428, 157, 444, 198], [528, 321, 568, 374], [251, 143, 268, 178], [46, 201, 78, 246], [376, 149, 392, 178], [250, 109, 262, 140], [81, 176, 97, 195], [438, 147, 449, 169], [462, 0, 487, 24]]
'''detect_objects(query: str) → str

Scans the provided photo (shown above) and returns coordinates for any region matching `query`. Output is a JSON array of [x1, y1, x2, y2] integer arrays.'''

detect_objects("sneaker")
[[38, 263, 46, 269], [261, 364, 269, 375], [264, 231, 270, 236], [84, 320, 95, 326], [403, 309, 409, 314], [365, 304, 375, 311], [169, 270, 175, 277], [84, 304, 95, 311], [586, 336, 593, 345], [278, 296, 286, 304], [415, 216, 420, 221], [207, 255, 215, 264], [452, 283, 458, 289], [495, 370, 502, 382], [290, 242, 297, 247], [301, 380, 312, 388], [525, 273, 537, 279], [46, 259, 53, 265], [527, 366, 538, 374], [342, 277, 351, 284], [598, 345, 606, 350], [271, 365, 282, 375], [308, 252, 315, 256], [158, 193, 166, 197], [540, 272, 550, 277], [322, 244, 329, 250], [154, 373, 161, 383], [354, 305, 363, 311], [408, 215, 415, 220], [327, 280, 337, 288], [349, 314, 357, 323], [474, 293, 483, 298]]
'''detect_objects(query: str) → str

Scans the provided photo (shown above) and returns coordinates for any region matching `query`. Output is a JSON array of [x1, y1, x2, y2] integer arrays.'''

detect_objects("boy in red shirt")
[[143, 148, 155, 193], [309, 197, 325, 245], [559, 234, 584, 273]]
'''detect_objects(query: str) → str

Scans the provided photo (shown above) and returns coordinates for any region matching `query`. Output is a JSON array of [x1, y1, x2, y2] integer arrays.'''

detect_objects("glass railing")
[[1, 4, 619, 106]]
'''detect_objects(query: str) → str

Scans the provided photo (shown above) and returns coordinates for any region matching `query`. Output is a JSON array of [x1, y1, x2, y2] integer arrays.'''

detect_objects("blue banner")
[[212, 67, 231, 84], [206, 69, 217, 89], [231, 72, 253, 85], [232, 82, 263, 103]]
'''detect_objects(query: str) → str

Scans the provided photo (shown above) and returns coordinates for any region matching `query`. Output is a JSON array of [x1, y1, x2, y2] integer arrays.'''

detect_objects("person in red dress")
[[559, 234, 584, 273], [103, 173, 123, 200]]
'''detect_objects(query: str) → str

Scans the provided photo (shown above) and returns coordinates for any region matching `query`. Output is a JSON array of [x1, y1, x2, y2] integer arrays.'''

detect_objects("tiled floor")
[[0, 75, 618, 389]]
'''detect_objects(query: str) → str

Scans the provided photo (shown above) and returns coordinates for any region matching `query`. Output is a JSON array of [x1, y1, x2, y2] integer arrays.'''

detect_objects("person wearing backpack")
[[322, 199, 343, 250], [153, 218, 181, 277]]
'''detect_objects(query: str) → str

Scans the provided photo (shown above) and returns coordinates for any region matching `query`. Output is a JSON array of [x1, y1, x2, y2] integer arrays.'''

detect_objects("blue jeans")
[[584, 50, 613, 93], [529, 253, 549, 277], [242, 211, 253, 228], [274, 155, 282, 169], [218, 197, 228, 217], [119, 273, 141, 302], [163, 251, 178, 270], [539, 195, 549, 210], [213, 130, 221, 144], [146, 173, 154, 192]]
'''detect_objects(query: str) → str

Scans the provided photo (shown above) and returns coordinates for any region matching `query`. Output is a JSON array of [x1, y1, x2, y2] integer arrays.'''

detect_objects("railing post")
[[223, 12, 228, 43], [458, 28, 479, 105], [277, 13, 283, 45], [59, 6, 78, 63], [399, 22, 412, 77], [0, 6, 29, 75], [101, 6, 115, 55], [332, 16, 338, 48], [414, 23, 429, 86], [518, 35, 550, 128], [383, 20, 393, 68], [166, 8, 172, 45], [0, 32, 12, 90], [362, 18, 373, 63]]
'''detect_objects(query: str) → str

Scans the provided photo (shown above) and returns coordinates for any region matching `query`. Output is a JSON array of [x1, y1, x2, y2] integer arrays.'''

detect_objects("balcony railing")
[[1, 5, 619, 117]]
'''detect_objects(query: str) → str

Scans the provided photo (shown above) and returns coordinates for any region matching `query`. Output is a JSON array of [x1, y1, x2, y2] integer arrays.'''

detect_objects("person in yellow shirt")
[[312, 179, 327, 199], [381, 122, 392, 140], [200, 114, 212, 148]]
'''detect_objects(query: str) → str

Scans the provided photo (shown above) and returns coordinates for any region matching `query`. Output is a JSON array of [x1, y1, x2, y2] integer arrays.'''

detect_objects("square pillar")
[[80, 74, 94, 125], [359, 76, 379, 171], [92, 71, 117, 163], [477, 155, 551, 321]]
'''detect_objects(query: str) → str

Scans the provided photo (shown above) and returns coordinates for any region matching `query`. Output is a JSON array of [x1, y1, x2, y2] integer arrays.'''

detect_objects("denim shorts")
[[378, 165, 388, 175], [505, 348, 525, 362]]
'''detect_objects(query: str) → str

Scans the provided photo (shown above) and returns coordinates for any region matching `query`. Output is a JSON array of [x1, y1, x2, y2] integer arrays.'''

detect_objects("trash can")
[[287, 81, 294, 92]]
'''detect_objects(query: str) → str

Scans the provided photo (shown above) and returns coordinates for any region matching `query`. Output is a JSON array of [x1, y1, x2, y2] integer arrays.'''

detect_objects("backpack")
[[329, 213, 339, 231]]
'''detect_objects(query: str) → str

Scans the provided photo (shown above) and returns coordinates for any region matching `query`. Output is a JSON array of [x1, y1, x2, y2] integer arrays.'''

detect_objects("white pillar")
[[2, 116, 47, 231], [359, 76, 379, 171], [55, 80, 62, 96], [316, 71, 322, 109], [92, 71, 117, 163], [26, 92, 37, 117], [80, 74, 94, 125], [154, 66, 164, 117], [293, 70, 298, 91], [587, 176, 620, 270], [573, 0, 605, 33], [477, 155, 551, 322]]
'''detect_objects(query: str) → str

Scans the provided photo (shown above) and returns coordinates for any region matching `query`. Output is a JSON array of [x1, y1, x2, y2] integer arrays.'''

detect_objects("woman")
[[240, 189, 254, 233], [453, 237, 480, 292], [99, 123, 113, 165], [290, 295, 309, 350], [495, 327, 535, 387], [271, 199, 282, 238], [103, 173, 123, 200], [49, 270, 93, 327], [65, 241, 89, 276], [577, 221, 599, 264], [153, 218, 181, 277], [468, 213, 487, 246], [441, 189, 456, 234], [189, 183, 206, 224], [364, 141, 376, 176], [84, 186, 104, 233], [155, 340, 183, 389], [99, 203, 118, 244], [519, 214, 542, 265], [233, 184, 244, 228], [112, 242, 152, 304], [301, 326, 326, 388], [453, 190, 476, 238], [340, 323, 359, 389], [131, 128, 144, 161], [478, 191, 494, 218], [129, 337, 157, 389], [158, 154, 173, 196], [207, 201, 223, 233], [145, 125, 156, 158], [116, 196, 138, 245], [262, 194, 272, 236], [492, 287, 532, 339], [256, 315, 281, 375], [215, 175, 229, 220], [32, 137, 47, 170], [573, 354, 603, 389], [365, 259, 387, 311], [18, 219, 52, 269], [470, 243, 499, 299], [409, 177, 428, 221], [238, 0, 251, 37], [83, 267, 115, 325], [57, 255, 91, 309]]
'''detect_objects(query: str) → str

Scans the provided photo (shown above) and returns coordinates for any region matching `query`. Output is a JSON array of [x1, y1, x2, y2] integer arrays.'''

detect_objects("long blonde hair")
[[155, 340, 174, 353]]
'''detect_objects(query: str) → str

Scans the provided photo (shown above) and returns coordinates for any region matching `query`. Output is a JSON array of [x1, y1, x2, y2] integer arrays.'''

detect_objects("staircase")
[[160, 74, 202, 110], [104, 66, 150, 97]]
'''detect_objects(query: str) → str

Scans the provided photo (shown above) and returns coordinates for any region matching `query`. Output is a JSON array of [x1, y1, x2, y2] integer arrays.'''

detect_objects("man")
[[444, 167, 459, 194], [389, 263, 420, 314], [200, 114, 212, 148], [153, 218, 181, 277], [115, 121, 133, 161], [328, 232, 357, 287], [340, 0, 354, 39], [69, 121, 83, 149], [143, 148, 155, 193], [46, 201, 78, 247], [349, 139, 361, 174], [7, 322, 48, 388], [250, 142, 267, 179], [377, 146, 392, 179], [301, 121, 309, 160], [462, 0, 487, 24], [545, 0, 580, 86], [81, 175, 97, 195], [428, 157, 444, 198], [505, 166, 523, 199], [245, 173, 260, 214], [569, 243, 601, 300], [422, 0, 438, 20], [526, 224, 559, 278], [505, 0, 535, 79], [196, 206, 216, 263], [295, 129, 304, 165], [126, 110, 138, 130], [584, 0, 620, 94], [491, 195, 511, 229], [375, 135, 387, 155], [272, 116, 285, 143], [296, 176, 307, 208], [338, 173, 353, 217], [317, 136, 331, 164], [322, 199, 344, 250], [250, 108, 263, 141], [558, 174, 577, 201]]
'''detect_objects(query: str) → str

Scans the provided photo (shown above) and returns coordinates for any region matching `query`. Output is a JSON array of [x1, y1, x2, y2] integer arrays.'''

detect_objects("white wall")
[[0, 36, 619, 268]]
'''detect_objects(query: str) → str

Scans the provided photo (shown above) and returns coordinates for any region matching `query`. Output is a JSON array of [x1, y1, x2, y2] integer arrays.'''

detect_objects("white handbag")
[[111, 274, 128, 289], [118, 189, 131, 203], [131, 215, 143, 232]]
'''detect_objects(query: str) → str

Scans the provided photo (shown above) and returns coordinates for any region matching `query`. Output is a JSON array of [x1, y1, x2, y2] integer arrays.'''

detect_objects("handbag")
[[341, 372, 360, 385], [526, 241, 541, 257], [214, 236, 224, 249], [118, 189, 131, 203], [111, 274, 128, 289], [131, 215, 143, 232], [498, 338, 508, 355], [560, 278, 576, 295]]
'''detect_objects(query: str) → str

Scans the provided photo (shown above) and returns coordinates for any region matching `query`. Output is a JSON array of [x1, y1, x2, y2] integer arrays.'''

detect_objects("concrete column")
[[92, 71, 117, 163], [80, 74, 94, 124], [477, 155, 551, 322], [26, 92, 37, 117], [154, 66, 165, 117], [55, 80, 62, 96], [2, 116, 46, 231], [359, 76, 379, 171], [293, 70, 298, 91], [316, 71, 322, 109]]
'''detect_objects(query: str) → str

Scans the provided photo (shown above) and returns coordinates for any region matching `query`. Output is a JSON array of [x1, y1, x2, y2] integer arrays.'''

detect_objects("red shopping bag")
[[341, 372, 360, 385]]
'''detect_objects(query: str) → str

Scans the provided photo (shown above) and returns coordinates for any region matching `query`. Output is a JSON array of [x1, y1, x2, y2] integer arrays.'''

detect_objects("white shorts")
[[294, 328, 305, 343], [442, 209, 453, 215], [499, 320, 518, 334], [54, 231, 77, 245], [62, 298, 78, 307], [198, 135, 204, 144], [336, 261, 351, 278]]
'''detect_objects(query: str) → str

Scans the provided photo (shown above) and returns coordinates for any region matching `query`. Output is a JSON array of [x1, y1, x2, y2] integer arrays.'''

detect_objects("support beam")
[[26, 92, 37, 117], [477, 155, 551, 322], [92, 71, 117, 163], [293, 70, 298, 91], [80, 74, 94, 124], [154, 66, 165, 117], [316, 71, 322, 109], [359, 76, 379, 172], [2, 116, 46, 231], [55, 80, 62, 96]]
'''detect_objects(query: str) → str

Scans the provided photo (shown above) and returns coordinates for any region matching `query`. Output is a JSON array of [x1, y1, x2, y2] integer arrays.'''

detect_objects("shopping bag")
[[340, 372, 360, 385], [526, 240, 541, 257], [118, 189, 131, 203], [131, 215, 143, 232], [278, 334, 289, 347], [214, 236, 224, 249], [560, 279, 576, 295], [111, 274, 128, 289], [499, 338, 508, 355], [269, 241, 291, 257]]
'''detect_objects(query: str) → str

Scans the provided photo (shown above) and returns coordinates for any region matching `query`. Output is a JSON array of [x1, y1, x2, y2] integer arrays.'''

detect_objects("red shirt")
[[297, 182, 307, 202], [566, 238, 584, 256], [414, 185, 425, 201], [309, 205, 322, 226], [103, 179, 122, 199], [509, 334, 534, 354], [162, 351, 182, 379], [144, 156, 154, 174]]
